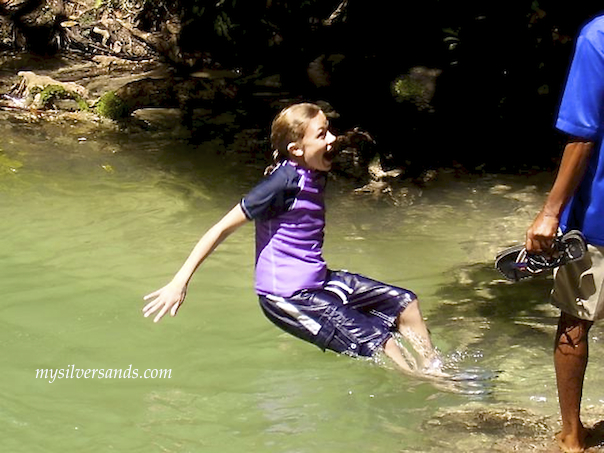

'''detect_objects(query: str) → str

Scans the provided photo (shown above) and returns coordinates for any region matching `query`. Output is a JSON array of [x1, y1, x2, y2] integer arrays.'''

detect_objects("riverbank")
[[0, 49, 561, 193], [0, 51, 168, 106], [0, 51, 405, 196]]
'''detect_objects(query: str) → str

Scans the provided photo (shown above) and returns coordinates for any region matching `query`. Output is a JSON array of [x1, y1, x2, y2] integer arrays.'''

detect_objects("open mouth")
[[324, 148, 337, 162]]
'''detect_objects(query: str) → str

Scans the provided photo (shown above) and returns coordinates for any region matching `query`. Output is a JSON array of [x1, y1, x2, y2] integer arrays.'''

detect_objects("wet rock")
[[14, 71, 87, 97], [392, 66, 442, 112], [52, 97, 80, 111], [417, 405, 560, 452], [489, 184, 512, 195], [331, 127, 375, 180], [353, 155, 404, 199], [10, 70, 89, 109], [98, 75, 238, 120], [425, 407, 550, 438]]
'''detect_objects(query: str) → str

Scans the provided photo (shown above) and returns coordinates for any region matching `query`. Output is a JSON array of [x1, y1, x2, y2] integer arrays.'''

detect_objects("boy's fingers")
[[143, 297, 163, 315], [142, 288, 183, 321], [143, 289, 161, 301], [143, 305, 157, 317], [154, 304, 171, 323], [170, 302, 181, 317]]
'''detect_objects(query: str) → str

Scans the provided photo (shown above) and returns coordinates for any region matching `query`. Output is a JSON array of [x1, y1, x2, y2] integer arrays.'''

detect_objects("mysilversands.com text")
[[36, 364, 172, 383]]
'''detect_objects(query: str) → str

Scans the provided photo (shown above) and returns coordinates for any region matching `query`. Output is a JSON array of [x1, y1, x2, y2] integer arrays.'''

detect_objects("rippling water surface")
[[3, 112, 604, 452]]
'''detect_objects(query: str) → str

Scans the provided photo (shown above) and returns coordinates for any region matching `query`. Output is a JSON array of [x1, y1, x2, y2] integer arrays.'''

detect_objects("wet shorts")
[[258, 270, 417, 357], [551, 244, 604, 321]]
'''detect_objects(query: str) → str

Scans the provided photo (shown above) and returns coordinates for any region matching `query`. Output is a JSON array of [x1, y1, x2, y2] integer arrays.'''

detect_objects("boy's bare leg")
[[397, 299, 441, 371], [382, 336, 418, 375], [554, 312, 592, 453]]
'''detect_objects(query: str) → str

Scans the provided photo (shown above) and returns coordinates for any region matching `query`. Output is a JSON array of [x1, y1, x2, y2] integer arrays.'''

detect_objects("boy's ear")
[[287, 142, 304, 157]]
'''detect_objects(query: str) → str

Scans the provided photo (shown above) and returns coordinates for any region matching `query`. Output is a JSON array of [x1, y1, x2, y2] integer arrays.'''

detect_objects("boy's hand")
[[142, 282, 187, 323]]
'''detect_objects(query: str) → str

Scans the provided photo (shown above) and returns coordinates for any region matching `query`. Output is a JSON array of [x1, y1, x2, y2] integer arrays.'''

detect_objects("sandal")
[[495, 230, 587, 282]]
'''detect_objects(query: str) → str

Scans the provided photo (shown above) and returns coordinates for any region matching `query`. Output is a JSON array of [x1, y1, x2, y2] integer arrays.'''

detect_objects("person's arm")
[[143, 204, 249, 323], [526, 139, 593, 254]]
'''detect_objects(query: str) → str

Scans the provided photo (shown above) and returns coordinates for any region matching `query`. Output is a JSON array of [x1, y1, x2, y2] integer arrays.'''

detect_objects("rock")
[[53, 98, 81, 111], [307, 54, 345, 88], [10, 70, 89, 109], [392, 66, 442, 111], [15, 70, 88, 99]]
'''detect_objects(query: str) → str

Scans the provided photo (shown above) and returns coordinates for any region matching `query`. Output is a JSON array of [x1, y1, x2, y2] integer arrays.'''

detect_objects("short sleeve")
[[240, 164, 301, 221], [556, 20, 604, 140]]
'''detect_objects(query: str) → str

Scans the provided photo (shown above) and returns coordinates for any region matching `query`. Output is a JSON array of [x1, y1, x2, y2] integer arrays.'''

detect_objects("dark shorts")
[[258, 270, 417, 357]]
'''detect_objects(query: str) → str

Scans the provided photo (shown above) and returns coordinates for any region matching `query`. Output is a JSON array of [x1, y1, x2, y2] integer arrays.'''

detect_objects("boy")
[[143, 103, 441, 376]]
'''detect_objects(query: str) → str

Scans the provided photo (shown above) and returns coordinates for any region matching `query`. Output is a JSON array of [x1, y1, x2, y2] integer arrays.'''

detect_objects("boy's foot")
[[421, 366, 497, 396], [421, 356, 446, 376], [495, 230, 587, 282]]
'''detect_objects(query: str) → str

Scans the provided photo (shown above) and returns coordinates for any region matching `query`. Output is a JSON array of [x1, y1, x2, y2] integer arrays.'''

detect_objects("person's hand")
[[526, 210, 559, 256], [142, 281, 187, 323]]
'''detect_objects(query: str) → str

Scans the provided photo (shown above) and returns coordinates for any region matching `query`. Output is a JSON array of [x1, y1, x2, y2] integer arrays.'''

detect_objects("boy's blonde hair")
[[270, 103, 322, 158]]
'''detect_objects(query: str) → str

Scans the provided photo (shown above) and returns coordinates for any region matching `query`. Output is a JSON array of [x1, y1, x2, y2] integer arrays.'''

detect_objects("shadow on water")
[[427, 262, 558, 385], [414, 262, 604, 452], [433, 263, 557, 347]]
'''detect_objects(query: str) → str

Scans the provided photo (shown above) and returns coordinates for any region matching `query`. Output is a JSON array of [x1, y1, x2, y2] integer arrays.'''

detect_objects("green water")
[[3, 112, 604, 452]]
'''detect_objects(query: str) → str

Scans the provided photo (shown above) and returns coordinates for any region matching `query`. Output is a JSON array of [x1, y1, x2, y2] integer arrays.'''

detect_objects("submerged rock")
[[425, 406, 550, 437]]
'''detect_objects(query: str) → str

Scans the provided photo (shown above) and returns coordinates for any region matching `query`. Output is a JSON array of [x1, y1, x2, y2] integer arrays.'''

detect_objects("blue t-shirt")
[[240, 160, 328, 297], [556, 15, 604, 246]]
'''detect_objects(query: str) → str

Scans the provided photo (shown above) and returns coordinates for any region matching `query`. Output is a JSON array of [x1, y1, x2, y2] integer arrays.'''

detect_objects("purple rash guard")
[[240, 160, 328, 297]]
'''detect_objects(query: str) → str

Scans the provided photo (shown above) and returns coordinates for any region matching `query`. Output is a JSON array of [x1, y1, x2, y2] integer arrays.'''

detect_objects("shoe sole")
[[494, 230, 587, 282]]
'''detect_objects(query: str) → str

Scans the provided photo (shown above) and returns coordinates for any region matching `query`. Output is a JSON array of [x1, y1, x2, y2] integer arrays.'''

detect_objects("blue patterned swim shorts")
[[258, 270, 416, 357]]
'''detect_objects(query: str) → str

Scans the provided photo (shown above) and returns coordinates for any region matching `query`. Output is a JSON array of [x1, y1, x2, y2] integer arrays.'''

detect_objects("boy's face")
[[290, 111, 336, 171]]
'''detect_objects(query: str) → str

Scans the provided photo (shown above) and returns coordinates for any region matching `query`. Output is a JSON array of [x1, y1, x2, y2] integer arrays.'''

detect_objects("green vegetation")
[[2, 0, 603, 171], [95, 91, 131, 119], [392, 77, 426, 103], [36, 85, 89, 111]]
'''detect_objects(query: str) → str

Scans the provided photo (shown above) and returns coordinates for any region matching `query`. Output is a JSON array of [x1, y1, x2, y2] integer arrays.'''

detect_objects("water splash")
[[366, 332, 498, 396]]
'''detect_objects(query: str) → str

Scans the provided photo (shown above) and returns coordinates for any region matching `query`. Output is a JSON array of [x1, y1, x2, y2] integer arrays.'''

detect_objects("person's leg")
[[554, 311, 593, 452], [382, 336, 418, 375], [397, 299, 441, 370]]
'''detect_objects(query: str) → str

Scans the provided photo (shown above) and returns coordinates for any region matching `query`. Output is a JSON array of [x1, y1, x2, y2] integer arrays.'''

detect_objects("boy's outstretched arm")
[[143, 204, 249, 323]]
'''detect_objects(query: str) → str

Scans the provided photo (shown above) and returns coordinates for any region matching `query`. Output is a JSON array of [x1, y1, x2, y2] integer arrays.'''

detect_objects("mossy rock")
[[392, 76, 426, 102], [391, 67, 441, 111], [95, 91, 132, 120], [34, 84, 89, 111]]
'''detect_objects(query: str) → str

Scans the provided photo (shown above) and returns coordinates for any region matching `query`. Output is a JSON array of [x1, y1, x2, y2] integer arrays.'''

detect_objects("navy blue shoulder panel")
[[240, 163, 301, 221]]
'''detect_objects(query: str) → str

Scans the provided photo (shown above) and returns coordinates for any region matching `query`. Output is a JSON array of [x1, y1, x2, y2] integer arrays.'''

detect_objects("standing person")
[[525, 15, 604, 453], [143, 102, 442, 377]]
